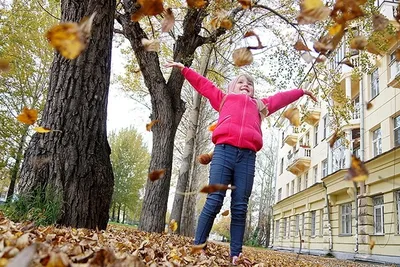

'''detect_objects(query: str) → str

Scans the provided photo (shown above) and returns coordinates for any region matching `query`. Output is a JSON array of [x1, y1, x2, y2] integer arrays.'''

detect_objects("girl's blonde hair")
[[226, 74, 255, 95]]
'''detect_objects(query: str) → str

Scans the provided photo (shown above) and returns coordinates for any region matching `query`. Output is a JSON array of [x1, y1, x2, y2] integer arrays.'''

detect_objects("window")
[[304, 172, 309, 189], [397, 191, 400, 234], [373, 196, 384, 234], [389, 50, 400, 80], [295, 215, 300, 236], [305, 132, 310, 147], [371, 68, 379, 98], [286, 183, 290, 197], [341, 203, 352, 235], [320, 209, 324, 236], [291, 180, 295, 196], [277, 188, 282, 201], [314, 123, 319, 147], [352, 95, 360, 120], [275, 220, 280, 238], [394, 116, 400, 148], [332, 138, 346, 172], [323, 115, 328, 139], [313, 165, 318, 183], [301, 213, 305, 236], [297, 177, 302, 192], [311, 211, 316, 236], [283, 218, 287, 237], [372, 128, 382, 157], [280, 158, 284, 175], [322, 160, 328, 177]]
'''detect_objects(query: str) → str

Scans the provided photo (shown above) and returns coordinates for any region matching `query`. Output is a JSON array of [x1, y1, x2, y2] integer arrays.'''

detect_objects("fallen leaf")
[[16, 233, 30, 249], [146, 120, 159, 131], [186, 0, 207, 9], [232, 48, 253, 67], [7, 244, 37, 267], [141, 38, 160, 52], [294, 40, 311, 52], [283, 107, 300, 127], [161, 8, 175, 33], [200, 184, 236, 194], [0, 58, 10, 72], [344, 155, 369, 182], [148, 169, 166, 181], [190, 243, 206, 254], [169, 220, 178, 232], [17, 107, 38, 125], [33, 127, 52, 133], [198, 152, 213, 165], [221, 210, 229, 216]]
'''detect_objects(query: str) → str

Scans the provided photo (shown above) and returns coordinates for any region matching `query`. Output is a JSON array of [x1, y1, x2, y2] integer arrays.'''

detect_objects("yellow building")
[[272, 1, 400, 265]]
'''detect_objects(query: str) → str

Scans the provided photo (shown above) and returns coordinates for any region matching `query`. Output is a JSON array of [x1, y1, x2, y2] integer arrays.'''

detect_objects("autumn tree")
[[17, 0, 116, 229], [0, 0, 57, 201], [109, 127, 150, 223]]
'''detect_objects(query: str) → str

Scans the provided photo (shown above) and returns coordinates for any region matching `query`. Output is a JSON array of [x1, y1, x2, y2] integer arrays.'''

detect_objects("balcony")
[[388, 57, 400, 88], [286, 147, 312, 176], [283, 126, 300, 146], [342, 106, 361, 130], [303, 102, 321, 125]]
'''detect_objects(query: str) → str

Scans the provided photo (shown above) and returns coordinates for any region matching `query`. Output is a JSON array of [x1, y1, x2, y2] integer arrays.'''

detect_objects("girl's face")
[[232, 76, 254, 97]]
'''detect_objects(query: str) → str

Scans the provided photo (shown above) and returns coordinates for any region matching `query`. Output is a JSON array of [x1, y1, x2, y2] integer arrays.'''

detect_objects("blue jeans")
[[194, 144, 256, 257]]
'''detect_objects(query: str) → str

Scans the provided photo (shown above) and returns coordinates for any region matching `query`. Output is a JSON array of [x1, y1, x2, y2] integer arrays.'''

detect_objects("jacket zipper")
[[238, 97, 248, 147]]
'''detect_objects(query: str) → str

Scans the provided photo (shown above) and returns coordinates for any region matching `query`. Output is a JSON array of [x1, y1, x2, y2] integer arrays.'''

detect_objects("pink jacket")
[[182, 67, 304, 152]]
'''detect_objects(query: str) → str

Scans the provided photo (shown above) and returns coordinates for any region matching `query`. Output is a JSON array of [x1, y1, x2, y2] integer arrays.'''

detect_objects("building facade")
[[272, 1, 400, 265]]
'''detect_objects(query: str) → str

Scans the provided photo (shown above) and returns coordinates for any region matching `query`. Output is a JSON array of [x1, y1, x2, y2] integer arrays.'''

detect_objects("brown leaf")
[[366, 101, 373, 110], [221, 210, 229, 216], [340, 58, 354, 68], [369, 240, 376, 250], [132, 0, 164, 22], [7, 244, 37, 267], [350, 36, 367, 50], [186, 0, 207, 9], [220, 18, 233, 30], [169, 219, 178, 232], [208, 122, 217, 131], [200, 184, 236, 194], [198, 152, 213, 165], [161, 8, 175, 33], [232, 48, 253, 67], [395, 48, 400, 61], [283, 107, 300, 127], [190, 243, 207, 254], [244, 30, 256, 38], [297, 0, 331, 25], [0, 58, 10, 72], [372, 13, 389, 31], [141, 38, 160, 52], [238, 0, 251, 9], [294, 40, 311, 52], [146, 120, 159, 131], [344, 155, 369, 182], [17, 107, 38, 125], [148, 169, 166, 181]]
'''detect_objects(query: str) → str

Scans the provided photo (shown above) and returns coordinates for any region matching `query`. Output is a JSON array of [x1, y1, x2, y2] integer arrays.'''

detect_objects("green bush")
[[0, 186, 63, 226]]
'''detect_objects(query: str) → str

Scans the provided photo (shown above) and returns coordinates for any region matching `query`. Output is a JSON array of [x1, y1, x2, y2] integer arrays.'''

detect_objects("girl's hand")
[[164, 61, 184, 70], [303, 90, 318, 102]]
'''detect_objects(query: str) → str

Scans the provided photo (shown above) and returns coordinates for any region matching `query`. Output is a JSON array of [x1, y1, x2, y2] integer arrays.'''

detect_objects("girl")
[[165, 61, 317, 265]]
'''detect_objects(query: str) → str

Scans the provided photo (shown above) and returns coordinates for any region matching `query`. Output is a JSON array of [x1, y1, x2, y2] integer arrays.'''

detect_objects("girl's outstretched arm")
[[164, 61, 224, 111], [263, 89, 317, 115]]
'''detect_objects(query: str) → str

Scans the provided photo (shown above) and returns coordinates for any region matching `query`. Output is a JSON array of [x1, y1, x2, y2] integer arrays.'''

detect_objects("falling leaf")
[[238, 0, 252, 9], [131, 0, 164, 22], [328, 23, 343, 36], [200, 184, 236, 194], [297, 0, 331, 25], [366, 102, 373, 110], [301, 52, 314, 63], [198, 152, 213, 165], [190, 243, 207, 254], [294, 40, 311, 52], [350, 36, 367, 50], [340, 58, 354, 68], [148, 169, 166, 181], [0, 58, 10, 72], [161, 8, 175, 32], [232, 48, 253, 67], [33, 127, 52, 133], [208, 122, 217, 131], [146, 120, 159, 131], [46, 13, 96, 59], [221, 210, 229, 216], [220, 18, 233, 30], [186, 0, 207, 9], [372, 13, 389, 31], [169, 220, 178, 232], [369, 240, 376, 250], [395, 48, 400, 61], [315, 55, 327, 63], [17, 107, 38, 125], [283, 107, 300, 127], [344, 155, 369, 182], [244, 31, 256, 38], [141, 38, 160, 52], [331, 0, 365, 24]]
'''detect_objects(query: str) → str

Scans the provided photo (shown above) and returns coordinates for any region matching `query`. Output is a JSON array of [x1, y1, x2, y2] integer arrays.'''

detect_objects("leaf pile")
[[0, 214, 385, 267]]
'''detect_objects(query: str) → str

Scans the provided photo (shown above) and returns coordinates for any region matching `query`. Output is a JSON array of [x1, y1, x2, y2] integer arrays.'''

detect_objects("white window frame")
[[295, 215, 300, 236], [311, 211, 316, 236], [370, 68, 379, 99], [283, 218, 287, 237], [319, 209, 324, 236], [291, 180, 295, 196], [373, 196, 385, 235], [313, 165, 318, 183], [280, 158, 284, 175], [341, 203, 352, 235], [389, 50, 400, 80], [394, 115, 400, 148], [277, 188, 282, 201], [372, 128, 382, 157], [286, 183, 290, 197], [314, 123, 319, 147], [322, 160, 328, 177], [323, 115, 328, 139], [304, 172, 309, 189], [297, 176, 302, 192]]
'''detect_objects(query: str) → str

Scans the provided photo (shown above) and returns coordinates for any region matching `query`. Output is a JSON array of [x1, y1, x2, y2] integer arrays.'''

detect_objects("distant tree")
[[109, 127, 150, 224], [211, 215, 231, 242]]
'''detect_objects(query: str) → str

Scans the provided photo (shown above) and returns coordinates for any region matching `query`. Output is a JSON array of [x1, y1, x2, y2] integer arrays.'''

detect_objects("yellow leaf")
[[350, 36, 368, 50], [302, 0, 324, 11], [186, 0, 207, 9], [46, 23, 85, 60], [344, 155, 369, 182], [131, 0, 164, 21], [190, 243, 206, 254], [370, 240, 376, 250], [283, 107, 300, 127], [33, 127, 52, 133], [17, 107, 38, 125], [208, 122, 217, 131], [169, 219, 178, 232], [328, 23, 343, 36], [146, 120, 159, 131]]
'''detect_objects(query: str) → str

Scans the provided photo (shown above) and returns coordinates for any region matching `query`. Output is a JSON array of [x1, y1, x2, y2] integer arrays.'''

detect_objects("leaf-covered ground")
[[0, 214, 389, 266]]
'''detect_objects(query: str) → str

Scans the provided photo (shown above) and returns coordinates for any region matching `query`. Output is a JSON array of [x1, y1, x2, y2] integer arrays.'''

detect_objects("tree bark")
[[170, 45, 212, 234], [6, 127, 29, 202], [117, 203, 121, 223], [18, 0, 115, 230]]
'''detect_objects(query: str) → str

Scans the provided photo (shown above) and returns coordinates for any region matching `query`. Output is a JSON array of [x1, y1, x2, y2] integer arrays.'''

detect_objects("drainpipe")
[[322, 182, 333, 251]]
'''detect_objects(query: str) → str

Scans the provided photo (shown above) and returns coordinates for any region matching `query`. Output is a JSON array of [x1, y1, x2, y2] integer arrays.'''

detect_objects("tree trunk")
[[117, 203, 121, 223], [122, 205, 126, 224], [18, 0, 115, 230], [170, 45, 212, 234], [6, 127, 29, 202]]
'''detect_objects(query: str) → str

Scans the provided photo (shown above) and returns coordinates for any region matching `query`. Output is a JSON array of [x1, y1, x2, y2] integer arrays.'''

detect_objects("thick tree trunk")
[[117, 203, 121, 223], [6, 127, 28, 202], [170, 45, 212, 234], [18, 0, 115, 230], [122, 205, 126, 224]]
